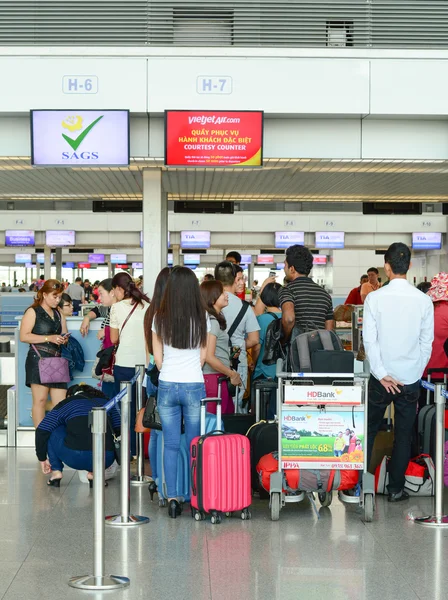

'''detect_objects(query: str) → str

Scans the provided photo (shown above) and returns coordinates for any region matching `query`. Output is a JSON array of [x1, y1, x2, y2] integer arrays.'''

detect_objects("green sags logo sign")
[[61, 114, 103, 160]]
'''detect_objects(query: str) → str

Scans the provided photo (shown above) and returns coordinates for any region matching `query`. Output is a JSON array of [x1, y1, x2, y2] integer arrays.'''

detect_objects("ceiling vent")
[[173, 9, 233, 46], [326, 21, 354, 47]]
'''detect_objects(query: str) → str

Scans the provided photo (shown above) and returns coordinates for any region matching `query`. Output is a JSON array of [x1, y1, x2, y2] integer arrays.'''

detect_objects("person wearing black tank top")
[[20, 280, 70, 428]]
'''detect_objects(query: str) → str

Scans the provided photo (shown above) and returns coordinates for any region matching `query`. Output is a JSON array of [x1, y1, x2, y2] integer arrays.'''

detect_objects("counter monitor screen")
[[111, 253, 127, 264], [313, 255, 328, 265], [183, 254, 200, 265], [412, 232, 442, 250], [25, 262, 34, 268], [37, 253, 54, 264], [78, 263, 91, 269], [132, 262, 143, 269], [240, 254, 252, 265], [257, 254, 274, 264], [181, 231, 211, 249], [46, 230, 75, 247], [15, 253, 32, 263], [168, 254, 173, 266], [88, 253, 104, 263], [63, 262, 75, 268], [5, 230, 35, 247], [315, 232, 345, 249], [276, 262, 285, 270], [275, 231, 305, 249]]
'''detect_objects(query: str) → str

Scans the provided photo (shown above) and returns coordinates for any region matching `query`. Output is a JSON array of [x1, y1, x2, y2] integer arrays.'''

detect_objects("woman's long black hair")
[[111, 272, 150, 306], [200, 280, 227, 331], [154, 266, 207, 349], [144, 267, 171, 355]]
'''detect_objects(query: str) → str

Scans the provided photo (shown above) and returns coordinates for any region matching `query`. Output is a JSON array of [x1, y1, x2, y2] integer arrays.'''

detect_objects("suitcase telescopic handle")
[[200, 398, 222, 435]]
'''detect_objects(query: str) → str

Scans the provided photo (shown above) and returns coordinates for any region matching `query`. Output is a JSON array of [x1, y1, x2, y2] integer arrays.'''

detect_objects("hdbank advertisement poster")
[[281, 408, 364, 470], [31, 110, 130, 166], [165, 110, 264, 167]]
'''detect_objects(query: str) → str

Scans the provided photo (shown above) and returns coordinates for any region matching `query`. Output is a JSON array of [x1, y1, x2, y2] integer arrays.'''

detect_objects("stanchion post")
[[131, 364, 152, 485], [106, 381, 150, 527], [415, 383, 448, 528], [69, 407, 130, 590]]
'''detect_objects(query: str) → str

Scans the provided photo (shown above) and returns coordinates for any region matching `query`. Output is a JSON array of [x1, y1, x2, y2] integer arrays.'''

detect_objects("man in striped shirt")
[[279, 244, 335, 340]]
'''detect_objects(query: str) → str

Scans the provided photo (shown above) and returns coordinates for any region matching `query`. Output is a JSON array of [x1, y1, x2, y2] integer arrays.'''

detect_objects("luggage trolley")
[[269, 359, 375, 522]]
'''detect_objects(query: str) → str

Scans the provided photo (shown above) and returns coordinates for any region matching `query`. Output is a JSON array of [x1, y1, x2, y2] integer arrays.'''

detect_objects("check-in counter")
[[13, 316, 103, 447]]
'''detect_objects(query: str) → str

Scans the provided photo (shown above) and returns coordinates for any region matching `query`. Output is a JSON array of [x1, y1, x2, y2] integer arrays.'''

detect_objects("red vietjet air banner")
[[165, 110, 264, 167]]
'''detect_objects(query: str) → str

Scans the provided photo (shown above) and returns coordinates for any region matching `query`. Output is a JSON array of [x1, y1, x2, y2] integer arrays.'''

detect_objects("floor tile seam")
[[205, 531, 213, 600], [0, 548, 34, 600]]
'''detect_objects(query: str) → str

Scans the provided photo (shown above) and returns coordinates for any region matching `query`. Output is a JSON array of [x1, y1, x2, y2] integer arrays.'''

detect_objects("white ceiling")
[[1, 157, 448, 202]]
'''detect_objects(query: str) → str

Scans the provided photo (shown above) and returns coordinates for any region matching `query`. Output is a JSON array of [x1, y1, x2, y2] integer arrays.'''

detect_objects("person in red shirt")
[[424, 272, 448, 378], [344, 275, 368, 305]]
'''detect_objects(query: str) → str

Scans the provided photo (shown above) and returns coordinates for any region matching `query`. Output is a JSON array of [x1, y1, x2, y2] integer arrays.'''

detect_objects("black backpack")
[[262, 313, 284, 366]]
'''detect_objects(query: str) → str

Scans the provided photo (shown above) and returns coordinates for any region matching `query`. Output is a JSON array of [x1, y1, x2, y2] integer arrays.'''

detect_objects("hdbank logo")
[[61, 114, 103, 160], [284, 415, 306, 422]]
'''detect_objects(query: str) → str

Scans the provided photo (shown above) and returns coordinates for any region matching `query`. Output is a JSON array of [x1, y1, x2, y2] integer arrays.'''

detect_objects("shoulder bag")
[[32, 344, 71, 384], [227, 301, 250, 396], [98, 302, 139, 376]]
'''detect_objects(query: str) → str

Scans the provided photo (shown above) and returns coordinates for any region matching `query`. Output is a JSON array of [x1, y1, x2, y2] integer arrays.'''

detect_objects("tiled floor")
[[0, 448, 446, 600]]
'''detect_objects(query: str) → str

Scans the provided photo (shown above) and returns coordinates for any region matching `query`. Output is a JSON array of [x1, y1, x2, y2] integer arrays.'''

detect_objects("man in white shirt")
[[215, 261, 260, 413], [363, 242, 434, 502]]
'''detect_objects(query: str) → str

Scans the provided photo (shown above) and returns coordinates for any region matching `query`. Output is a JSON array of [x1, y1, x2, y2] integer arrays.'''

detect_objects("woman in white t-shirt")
[[152, 266, 208, 519], [110, 272, 150, 456]]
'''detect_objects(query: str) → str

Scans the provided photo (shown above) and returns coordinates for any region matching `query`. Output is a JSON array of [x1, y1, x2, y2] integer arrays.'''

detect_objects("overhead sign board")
[[181, 230, 211, 249], [165, 110, 264, 167], [31, 109, 130, 167], [275, 232, 305, 249], [5, 230, 35, 247], [315, 232, 345, 249], [412, 232, 442, 250], [46, 230, 75, 247], [132, 262, 143, 269], [37, 253, 54, 263]]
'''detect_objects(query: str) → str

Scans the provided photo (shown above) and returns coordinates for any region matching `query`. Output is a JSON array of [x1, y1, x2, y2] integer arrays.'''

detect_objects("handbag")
[[142, 395, 162, 431], [375, 454, 435, 496], [100, 302, 139, 376], [92, 356, 114, 383], [32, 345, 70, 384]]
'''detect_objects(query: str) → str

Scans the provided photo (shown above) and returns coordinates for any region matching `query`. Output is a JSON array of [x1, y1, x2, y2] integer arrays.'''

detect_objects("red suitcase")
[[190, 398, 252, 524]]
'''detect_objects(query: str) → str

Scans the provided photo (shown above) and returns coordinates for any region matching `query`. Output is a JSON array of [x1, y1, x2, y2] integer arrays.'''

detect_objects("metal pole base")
[[130, 475, 153, 486], [415, 515, 448, 528], [105, 514, 150, 527], [69, 574, 130, 590]]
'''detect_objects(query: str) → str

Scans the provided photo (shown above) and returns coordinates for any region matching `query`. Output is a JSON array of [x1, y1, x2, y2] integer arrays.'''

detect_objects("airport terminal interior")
[[1, 1, 448, 598]]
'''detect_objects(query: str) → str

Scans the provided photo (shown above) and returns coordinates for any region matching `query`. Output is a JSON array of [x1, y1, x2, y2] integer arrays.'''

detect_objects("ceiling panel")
[[0, 157, 448, 202]]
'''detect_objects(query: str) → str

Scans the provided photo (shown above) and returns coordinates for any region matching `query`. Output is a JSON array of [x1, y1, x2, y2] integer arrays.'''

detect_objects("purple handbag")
[[31, 344, 70, 384]]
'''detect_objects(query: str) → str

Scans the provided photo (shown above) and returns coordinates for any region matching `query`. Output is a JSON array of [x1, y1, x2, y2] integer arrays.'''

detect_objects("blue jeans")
[[148, 430, 159, 480], [113, 365, 138, 456], [157, 381, 205, 498], [47, 425, 115, 472]]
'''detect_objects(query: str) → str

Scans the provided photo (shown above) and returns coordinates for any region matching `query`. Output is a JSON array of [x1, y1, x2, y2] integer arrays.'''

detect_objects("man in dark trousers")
[[363, 242, 434, 502]]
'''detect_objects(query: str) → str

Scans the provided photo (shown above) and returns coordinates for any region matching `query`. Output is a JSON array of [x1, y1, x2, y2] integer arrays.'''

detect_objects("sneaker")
[[105, 460, 119, 481], [78, 470, 89, 483]]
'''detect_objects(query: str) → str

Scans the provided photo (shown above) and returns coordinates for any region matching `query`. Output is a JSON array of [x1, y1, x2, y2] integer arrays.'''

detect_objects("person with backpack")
[[214, 261, 260, 413], [252, 282, 282, 418], [279, 244, 335, 341]]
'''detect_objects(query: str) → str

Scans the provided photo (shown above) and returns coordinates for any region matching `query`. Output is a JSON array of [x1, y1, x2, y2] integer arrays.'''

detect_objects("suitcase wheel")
[[210, 512, 222, 525], [191, 508, 205, 521], [241, 508, 251, 521], [225, 512, 231, 518]]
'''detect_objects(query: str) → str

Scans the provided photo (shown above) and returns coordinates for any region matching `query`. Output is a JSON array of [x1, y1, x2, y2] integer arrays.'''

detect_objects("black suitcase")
[[418, 368, 448, 467], [222, 414, 255, 436], [246, 421, 278, 498], [253, 379, 278, 421]]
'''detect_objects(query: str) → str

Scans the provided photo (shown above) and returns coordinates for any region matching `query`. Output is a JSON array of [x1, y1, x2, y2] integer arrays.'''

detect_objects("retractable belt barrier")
[[69, 368, 149, 591], [415, 381, 448, 528]]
